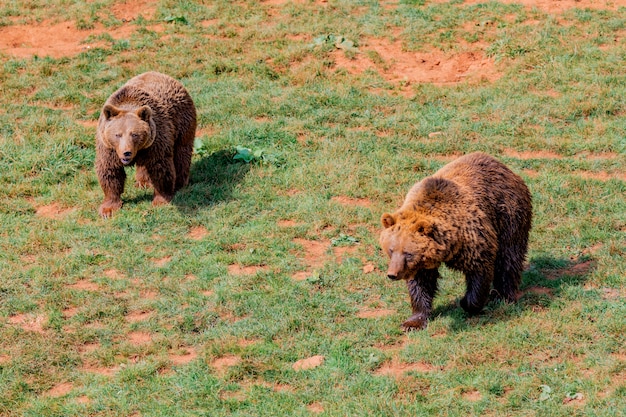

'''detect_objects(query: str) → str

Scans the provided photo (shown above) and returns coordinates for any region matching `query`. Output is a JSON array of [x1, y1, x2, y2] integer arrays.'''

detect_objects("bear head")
[[100, 104, 156, 165], [379, 211, 448, 281]]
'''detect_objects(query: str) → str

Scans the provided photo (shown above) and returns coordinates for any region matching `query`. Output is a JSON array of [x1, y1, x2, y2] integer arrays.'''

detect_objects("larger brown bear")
[[379, 152, 532, 331], [95, 71, 196, 217]]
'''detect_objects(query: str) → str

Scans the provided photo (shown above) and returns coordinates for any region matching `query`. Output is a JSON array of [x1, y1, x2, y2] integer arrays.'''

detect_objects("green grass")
[[1, 1, 625, 416]]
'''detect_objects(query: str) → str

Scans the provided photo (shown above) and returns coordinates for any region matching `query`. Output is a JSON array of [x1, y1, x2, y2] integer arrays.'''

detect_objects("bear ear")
[[136, 105, 153, 122], [381, 213, 396, 229], [414, 220, 433, 235], [102, 104, 121, 120]]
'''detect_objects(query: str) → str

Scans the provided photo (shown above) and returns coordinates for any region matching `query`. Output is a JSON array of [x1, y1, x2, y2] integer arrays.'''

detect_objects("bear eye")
[[131, 133, 139, 139], [404, 252, 414, 261]]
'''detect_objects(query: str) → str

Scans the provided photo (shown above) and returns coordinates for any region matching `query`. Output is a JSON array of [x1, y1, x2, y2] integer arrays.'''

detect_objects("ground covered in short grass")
[[0, 0, 624, 416]]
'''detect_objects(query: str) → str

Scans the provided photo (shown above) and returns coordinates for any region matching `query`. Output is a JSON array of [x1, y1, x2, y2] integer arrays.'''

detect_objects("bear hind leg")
[[174, 142, 193, 191], [146, 159, 176, 206], [493, 246, 526, 303], [460, 267, 493, 315]]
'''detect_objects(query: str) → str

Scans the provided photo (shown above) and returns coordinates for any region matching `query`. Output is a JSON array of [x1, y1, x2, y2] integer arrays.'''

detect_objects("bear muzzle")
[[120, 151, 133, 165]]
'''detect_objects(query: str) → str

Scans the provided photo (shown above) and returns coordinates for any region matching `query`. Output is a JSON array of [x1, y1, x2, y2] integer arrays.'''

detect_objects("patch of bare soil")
[[307, 402, 325, 413], [542, 259, 595, 280], [375, 360, 437, 377], [46, 382, 73, 397], [462, 390, 482, 402], [357, 308, 395, 319], [277, 219, 300, 227], [446, 0, 622, 13], [169, 347, 198, 366], [503, 149, 562, 160], [211, 355, 241, 376], [153, 256, 172, 267], [34, 202, 76, 219], [524, 286, 553, 296], [8, 313, 47, 334], [0, 1, 159, 58], [125, 310, 154, 323], [187, 226, 209, 240], [127, 331, 152, 346], [576, 171, 626, 182], [68, 279, 100, 291], [81, 363, 119, 376], [292, 355, 325, 371], [291, 238, 330, 280], [227, 264, 270, 275], [103, 268, 125, 279], [62, 307, 79, 318], [331, 196, 372, 208], [332, 36, 500, 90]]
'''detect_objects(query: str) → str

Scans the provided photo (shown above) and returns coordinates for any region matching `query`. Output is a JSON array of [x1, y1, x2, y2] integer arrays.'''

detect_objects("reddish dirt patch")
[[75, 396, 91, 404], [0, 21, 134, 59], [0, 0, 159, 59], [291, 238, 330, 279], [211, 355, 241, 376], [448, 0, 622, 13], [278, 219, 299, 227], [332, 37, 500, 89], [375, 360, 437, 377], [357, 308, 395, 319], [524, 286, 553, 296], [227, 264, 270, 275], [34, 203, 76, 219], [0, 355, 10, 365], [543, 260, 594, 280], [103, 268, 124, 279], [125, 310, 154, 323], [8, 313, 47, 334], [79, 342, 100, 354], [503, 149, 562, 160], [111, 0, 157, 21], [187, 226, 209, 240], [332, 245, 358, 263], [522, 169, 539, 178], [169, 347, 198, 366], [67, 280, 100, 291], [127, 331, 152, 346], [331, 196, 372, 208], [576, 171, 626, 182], [292, 355, 325, 371], [62, 307, 79, 318], [362, 263, 376, 274], [82, 363, 118, 376], [46, 382, 73, 397], [153, 256, 172, 267], [307, 402, 325, 413], [462, 390, 482, 402]]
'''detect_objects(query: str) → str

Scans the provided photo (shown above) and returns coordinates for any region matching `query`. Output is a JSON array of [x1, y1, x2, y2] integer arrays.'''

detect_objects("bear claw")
[[401, 315, 428, 331]]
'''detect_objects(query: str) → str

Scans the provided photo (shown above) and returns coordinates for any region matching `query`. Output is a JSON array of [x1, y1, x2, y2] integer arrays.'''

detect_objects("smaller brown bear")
[[95, 71, 196, 217], [379, 152, 532, 331]]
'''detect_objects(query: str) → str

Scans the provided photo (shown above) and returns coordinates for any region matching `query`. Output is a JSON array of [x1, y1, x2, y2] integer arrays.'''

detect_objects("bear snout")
[[387, 273, 401, 281]]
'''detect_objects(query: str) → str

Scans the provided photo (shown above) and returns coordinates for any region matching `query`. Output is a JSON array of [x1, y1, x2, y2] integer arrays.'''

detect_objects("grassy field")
[[0, 0, 625, 416]]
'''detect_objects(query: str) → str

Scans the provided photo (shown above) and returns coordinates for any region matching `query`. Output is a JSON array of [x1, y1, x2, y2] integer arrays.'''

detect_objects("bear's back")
[[435, 152, 532, 237]]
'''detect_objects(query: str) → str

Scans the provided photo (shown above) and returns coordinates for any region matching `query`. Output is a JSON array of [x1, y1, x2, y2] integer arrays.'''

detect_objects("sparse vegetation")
[[0, 1, 624, 416]]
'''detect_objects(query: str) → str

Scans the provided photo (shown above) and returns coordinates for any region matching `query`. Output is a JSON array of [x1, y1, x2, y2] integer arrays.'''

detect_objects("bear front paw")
[[401, 314, 428, 331], [99, 200, 122, 218]]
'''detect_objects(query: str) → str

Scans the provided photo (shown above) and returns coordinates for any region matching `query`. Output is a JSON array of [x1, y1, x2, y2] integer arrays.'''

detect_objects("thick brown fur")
[[379, 152, 532, 331], [95, 72, 196, 217]]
